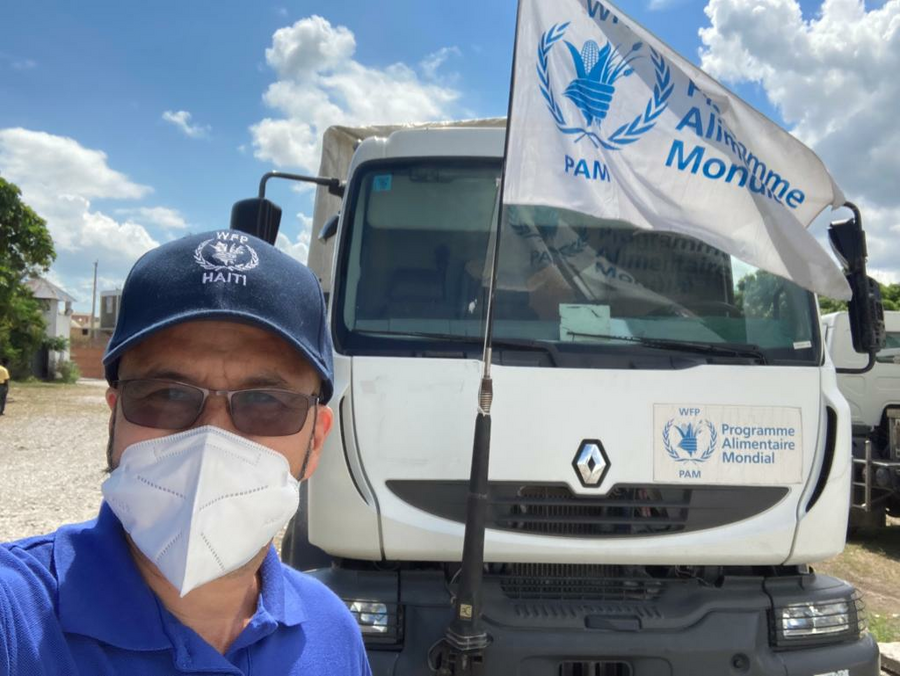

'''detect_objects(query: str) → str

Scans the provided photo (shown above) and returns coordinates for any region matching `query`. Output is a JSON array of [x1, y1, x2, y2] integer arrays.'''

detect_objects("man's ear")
[[105, 387, 117, 411], [105, 388, 118, 430], [300, 404, 334, 480]]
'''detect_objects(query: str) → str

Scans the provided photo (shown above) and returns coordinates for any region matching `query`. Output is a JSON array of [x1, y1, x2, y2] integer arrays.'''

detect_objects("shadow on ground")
[[850, 520, 900, 562]]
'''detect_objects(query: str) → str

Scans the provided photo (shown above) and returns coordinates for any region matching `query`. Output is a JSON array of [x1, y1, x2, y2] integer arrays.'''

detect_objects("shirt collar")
[[55, 502, 171, 651], [54, 503, 306, 652], [257, 543, 307, 627]]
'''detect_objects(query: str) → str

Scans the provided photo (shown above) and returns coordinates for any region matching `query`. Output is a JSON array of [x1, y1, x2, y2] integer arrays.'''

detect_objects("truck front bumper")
[[309, 567, 880, 676]]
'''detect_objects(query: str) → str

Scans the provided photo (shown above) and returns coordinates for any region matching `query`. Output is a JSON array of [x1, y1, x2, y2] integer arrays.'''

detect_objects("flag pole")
[[432, 2, 524, 674]]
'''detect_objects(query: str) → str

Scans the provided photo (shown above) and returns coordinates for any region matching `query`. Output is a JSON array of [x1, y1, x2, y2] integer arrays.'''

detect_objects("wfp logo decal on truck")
[[537, 16, 672, 182], [654, 404, 804, 485], [662, 416, 716, 466]]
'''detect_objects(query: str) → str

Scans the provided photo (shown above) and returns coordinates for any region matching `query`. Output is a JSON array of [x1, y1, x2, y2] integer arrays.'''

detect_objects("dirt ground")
[[2, 380, 898, 647], [0, 380, 108, 539], [817, 521, 900, 642]]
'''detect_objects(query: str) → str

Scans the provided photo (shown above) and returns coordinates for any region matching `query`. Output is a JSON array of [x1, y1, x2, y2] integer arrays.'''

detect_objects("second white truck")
[[824, 310, 900, 525]]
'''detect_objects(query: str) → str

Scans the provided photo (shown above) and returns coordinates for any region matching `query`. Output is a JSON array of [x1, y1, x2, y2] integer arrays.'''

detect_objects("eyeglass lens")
[[119, 380, 312, 436]]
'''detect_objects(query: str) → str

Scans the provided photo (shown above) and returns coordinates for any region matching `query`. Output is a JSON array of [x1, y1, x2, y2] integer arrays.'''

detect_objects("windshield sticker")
[[793, 340, 812, 350], [654, 404, 803, 485], [372, 174, 393, 192], [560, 304, 610, 341]]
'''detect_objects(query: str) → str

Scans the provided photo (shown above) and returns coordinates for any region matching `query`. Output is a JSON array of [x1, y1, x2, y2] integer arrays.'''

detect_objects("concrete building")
[[25, 277, 76, 378], [100, 289, 122, 331]]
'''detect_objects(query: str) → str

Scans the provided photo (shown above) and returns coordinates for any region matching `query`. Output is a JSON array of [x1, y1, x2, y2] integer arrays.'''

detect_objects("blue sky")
[[1, 0, 897, 309]]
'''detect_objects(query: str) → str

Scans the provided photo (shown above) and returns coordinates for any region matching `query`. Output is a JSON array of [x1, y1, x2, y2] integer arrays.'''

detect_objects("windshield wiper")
[[352, 330, 559, 365], [353, 329, 767, 365], [563, 331, 769, 364]]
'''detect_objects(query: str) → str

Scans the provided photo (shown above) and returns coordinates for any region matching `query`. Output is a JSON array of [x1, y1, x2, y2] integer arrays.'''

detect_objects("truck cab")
[[273, 125, 878, 675]]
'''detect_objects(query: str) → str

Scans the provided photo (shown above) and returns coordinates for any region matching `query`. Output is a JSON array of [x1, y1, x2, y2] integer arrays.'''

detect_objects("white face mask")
[[101, 425, 301, 597]]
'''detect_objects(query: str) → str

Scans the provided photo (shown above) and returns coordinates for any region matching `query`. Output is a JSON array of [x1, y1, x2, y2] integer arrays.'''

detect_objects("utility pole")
[[89, 260, 98, 342]]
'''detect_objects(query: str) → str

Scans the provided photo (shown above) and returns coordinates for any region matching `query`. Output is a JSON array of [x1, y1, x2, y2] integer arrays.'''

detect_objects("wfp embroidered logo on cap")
[[193, 232, 259, 286]]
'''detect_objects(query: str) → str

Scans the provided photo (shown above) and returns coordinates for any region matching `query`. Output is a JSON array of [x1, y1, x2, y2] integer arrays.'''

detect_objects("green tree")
[[880, 283, 900, 312], [734, 269, 791, 319], [0, 176, 56, 372], [817, 295, 848, 315], [818, 281, 900, 314]]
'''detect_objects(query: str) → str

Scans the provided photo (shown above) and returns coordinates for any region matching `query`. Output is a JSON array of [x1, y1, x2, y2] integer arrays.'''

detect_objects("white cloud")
[[421, 46, 461, 80], [699, 0, 900, 279], [250, 15, 462, 172], [0, 128, 150, 199], [648, 0, 683, 9], [115, 206, 188, 230], [0, 128, 159, 308], [276, 212, 313, 263], [265, 15, 357, 79], [0, 53, 37, 71], [162, 110, 211, 139], [810, 200, 900, 289]]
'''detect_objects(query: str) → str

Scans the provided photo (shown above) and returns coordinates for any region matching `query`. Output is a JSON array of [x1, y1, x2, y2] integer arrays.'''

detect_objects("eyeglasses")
[[114, 379, 321, 437]]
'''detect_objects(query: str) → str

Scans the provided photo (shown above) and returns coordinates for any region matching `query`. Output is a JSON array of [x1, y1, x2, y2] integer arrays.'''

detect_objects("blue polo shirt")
[[0, 504, 372, 675]]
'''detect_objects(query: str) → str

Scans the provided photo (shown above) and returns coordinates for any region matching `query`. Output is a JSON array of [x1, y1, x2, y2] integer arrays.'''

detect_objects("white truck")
[[232, 122, 882, 675], [823, 310, 900, 526]]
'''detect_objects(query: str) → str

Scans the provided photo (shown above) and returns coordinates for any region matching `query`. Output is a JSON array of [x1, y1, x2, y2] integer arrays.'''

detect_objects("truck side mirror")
[[318, 213, 340, 242], [230, 198, 282, 246], [828, 203, 886, 355], [231, 172, 345, 246]]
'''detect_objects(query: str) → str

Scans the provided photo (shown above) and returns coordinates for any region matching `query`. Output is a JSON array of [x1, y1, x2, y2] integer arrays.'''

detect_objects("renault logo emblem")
[[573, 440, 610, 488]]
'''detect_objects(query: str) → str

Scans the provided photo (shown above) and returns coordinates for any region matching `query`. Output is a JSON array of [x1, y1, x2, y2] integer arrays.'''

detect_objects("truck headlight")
[[348, 601, 389, 634], [344, 599, 403, 646], [770, 594, 866, 648]]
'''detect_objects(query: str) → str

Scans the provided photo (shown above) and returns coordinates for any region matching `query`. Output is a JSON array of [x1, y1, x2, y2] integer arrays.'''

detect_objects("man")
[[0, 359, 8, 415], [0, 231, 372, 675]]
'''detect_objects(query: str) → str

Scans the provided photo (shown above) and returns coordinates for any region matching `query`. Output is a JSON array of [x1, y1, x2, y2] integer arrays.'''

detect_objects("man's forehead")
[[119, 320, 318, 384]]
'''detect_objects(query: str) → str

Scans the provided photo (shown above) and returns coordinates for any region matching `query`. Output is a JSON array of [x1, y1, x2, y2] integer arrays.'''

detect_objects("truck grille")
[[387, 481, 787, 537], [497, 563, 663, 602], [496, 485, 686, 536]]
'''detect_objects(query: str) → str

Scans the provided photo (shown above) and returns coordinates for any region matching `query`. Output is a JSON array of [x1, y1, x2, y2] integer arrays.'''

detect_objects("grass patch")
[[816, 519, 900, 643], [868, 612, 900, 643], [4, 380, 108, 417]]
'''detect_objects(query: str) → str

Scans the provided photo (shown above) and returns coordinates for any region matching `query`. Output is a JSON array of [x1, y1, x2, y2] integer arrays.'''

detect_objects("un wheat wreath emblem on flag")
[[537, 22, 673, 150]]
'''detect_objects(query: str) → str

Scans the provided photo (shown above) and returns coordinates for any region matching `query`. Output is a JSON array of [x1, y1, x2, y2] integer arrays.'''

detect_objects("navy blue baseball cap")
[[103, 230, 334, 403]]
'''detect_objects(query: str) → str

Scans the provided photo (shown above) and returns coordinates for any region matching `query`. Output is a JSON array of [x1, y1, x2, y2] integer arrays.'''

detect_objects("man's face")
[[106, 320, 333, 478]]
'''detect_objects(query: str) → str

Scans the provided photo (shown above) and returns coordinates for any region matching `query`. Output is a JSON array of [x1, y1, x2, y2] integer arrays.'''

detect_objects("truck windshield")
[[876, 332, 900, 364], [334, 160, 820, 366]]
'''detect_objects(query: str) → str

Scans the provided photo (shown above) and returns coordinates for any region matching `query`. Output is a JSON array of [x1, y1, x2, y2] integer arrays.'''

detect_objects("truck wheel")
[[887, 496, 900, 519]]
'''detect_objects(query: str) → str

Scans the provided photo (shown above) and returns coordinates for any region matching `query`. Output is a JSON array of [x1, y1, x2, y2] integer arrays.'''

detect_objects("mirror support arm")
[[836, 351, 876, 375], [258, 172, 344, 199]]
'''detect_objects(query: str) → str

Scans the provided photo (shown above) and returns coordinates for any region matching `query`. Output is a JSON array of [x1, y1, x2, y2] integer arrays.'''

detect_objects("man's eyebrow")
[[239, 373, 294, 389], [125, 369, 294, 389], [126, 369, 191, 383]]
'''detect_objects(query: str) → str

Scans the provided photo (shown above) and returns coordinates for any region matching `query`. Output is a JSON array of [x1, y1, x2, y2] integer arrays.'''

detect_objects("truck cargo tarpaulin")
[[503, 0, 851, 300]]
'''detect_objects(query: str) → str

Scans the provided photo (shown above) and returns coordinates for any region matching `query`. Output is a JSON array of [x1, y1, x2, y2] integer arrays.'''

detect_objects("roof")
[[26, 277, 77, 303]]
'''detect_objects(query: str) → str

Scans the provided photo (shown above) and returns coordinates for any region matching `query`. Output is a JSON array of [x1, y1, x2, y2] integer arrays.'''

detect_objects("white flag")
[[504, 0, 851, 300]]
